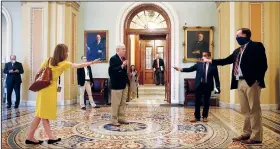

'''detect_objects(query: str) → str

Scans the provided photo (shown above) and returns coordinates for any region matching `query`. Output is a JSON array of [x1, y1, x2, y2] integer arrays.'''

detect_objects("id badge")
[[57, 87, 62, 92]]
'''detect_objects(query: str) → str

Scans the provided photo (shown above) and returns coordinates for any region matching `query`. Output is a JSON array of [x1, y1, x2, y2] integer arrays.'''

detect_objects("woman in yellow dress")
[[25, 44, 101, 145]]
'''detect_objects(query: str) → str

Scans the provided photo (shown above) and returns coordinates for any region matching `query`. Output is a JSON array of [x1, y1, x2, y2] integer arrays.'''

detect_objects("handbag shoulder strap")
[[46, 57, 52, 68]]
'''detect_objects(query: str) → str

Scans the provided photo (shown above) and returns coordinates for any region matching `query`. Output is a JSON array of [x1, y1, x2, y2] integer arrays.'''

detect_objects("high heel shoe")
[[25, 139, 44, 145], [47, 138, 61, 144]]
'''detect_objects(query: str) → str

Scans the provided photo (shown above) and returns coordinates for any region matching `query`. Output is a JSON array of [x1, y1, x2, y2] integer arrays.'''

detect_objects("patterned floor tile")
[[1, 105, 280, 148]]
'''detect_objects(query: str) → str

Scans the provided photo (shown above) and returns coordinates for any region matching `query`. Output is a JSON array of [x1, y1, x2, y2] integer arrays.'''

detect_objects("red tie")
[[234, 46, 244, 76], [122, 57, 125, 62]]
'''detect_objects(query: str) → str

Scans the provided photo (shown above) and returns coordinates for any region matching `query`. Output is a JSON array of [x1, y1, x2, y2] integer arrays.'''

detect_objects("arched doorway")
[[116, 2, 180, 104], [124, 4, 171, 103], [1, 6, 12, 62]]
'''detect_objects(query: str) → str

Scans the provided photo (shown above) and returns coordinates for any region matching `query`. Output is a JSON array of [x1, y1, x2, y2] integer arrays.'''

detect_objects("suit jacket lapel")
[[207, 63, 211, 75], [240, 41, 251, 60]]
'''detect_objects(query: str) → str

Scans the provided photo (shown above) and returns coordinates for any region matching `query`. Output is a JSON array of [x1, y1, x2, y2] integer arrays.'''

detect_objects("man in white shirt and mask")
[[77, 56, 100, 110]]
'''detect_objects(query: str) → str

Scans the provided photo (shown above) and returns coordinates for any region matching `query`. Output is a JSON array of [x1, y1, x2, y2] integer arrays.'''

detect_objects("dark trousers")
[[194, 83, 211, 120], [6, 80, 21, 107], [155, 69, 164, 85]]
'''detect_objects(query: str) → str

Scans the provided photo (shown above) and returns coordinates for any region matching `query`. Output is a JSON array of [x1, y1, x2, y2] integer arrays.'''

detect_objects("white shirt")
[[201, 63, 209, 83], [236, 42, 249, 80], [84, 67, 90, 80]]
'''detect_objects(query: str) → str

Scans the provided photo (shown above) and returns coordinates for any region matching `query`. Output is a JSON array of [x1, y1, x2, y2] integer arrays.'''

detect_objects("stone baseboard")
[[219, 101, 278, 111], [21, 99, 77, 106]]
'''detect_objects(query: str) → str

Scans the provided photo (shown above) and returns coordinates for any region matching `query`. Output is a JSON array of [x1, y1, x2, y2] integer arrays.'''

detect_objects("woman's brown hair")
[[51, 44, 68, 66]]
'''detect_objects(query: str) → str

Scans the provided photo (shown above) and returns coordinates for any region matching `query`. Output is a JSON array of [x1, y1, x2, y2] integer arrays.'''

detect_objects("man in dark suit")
[[3, 55, 24, 109], [77, 56, 100, 110], [108, 43, 130, 126], [174, 51, 220, 122], [191, 33, 209, 58], [203, 28, 267, 145], [152, 54, 165, 85], [87, 34, 106, 61]]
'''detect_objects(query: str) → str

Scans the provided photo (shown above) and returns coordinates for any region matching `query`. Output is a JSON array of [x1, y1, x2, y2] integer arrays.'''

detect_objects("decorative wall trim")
[[30, 8, 43, 83], [71, 13, 77, 85], [1, 6, 12, 62], [56, 2, 80, 11], [116, 2, 180, 104], [249, 2, 264, 43], [216, 2, 223, 8]]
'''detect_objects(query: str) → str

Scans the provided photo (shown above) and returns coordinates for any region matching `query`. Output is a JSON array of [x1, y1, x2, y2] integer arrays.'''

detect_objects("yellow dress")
[[35, 59, 72, 120]]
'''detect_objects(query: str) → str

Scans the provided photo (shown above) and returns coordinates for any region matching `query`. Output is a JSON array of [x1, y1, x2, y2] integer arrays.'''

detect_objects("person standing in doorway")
[[152, 54, 165, 85], [174, 52, 220, 122], [3, 55, 24, 109], [129, 65, 139, 100], [202, 28, 267, 145], [77, 56, 100, 110], [108, 43, 130, 126]]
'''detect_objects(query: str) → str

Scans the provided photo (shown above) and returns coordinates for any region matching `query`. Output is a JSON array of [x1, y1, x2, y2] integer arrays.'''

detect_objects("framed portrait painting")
[[84, 30, 109, 62], [183, 26, 214, 62]]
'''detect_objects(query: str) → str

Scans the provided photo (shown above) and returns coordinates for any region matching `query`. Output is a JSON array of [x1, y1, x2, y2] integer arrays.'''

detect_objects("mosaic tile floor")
[[2, 105, 280, 148]]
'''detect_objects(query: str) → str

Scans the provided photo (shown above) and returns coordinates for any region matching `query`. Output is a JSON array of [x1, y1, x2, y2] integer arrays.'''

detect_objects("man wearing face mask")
[[202, 28, 267, 145], [174, 51, 220, 123], [77, 56, 100, 110], [3, 55, 24, 109]]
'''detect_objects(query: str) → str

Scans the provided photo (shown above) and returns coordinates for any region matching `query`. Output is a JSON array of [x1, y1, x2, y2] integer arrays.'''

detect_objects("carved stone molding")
[[56, 2, 80, 11], [216, 2, 223, 8]]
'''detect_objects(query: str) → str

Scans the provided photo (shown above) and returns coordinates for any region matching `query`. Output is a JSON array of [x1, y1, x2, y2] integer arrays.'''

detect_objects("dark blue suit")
[[87, 40, 106, 61], [3, 62, 24, 108], [182, 62, 220, 119]]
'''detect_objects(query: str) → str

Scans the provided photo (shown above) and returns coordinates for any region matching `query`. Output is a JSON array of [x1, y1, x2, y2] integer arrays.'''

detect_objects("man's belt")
[[239, 76, 245, 80], [85, 79, 90, 81]]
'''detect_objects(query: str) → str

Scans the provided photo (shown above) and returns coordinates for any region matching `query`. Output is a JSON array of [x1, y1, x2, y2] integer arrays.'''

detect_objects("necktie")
[[234, 46, 244, 76], [122, 57, 125, 62]]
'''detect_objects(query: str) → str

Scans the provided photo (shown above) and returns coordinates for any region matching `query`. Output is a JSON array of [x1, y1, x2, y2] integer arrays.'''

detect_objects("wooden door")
[[140, 39, 166, 85]]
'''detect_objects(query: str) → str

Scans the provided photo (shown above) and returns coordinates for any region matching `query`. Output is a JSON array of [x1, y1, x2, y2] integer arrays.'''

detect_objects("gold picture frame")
[[183, 26, 214, 62], [84, 30, 109, 63]]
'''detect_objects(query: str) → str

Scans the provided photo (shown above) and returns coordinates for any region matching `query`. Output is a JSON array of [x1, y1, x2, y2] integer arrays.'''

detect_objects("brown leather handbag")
[[29, 58, 53, 92]]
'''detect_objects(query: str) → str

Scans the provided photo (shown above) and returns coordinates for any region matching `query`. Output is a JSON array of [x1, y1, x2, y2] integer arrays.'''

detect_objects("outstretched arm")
[[174, 64, 197, 72], [72, 59, 101, 69]]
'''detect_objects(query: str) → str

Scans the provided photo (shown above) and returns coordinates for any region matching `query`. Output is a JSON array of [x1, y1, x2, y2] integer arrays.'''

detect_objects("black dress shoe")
[[6, 106, 11, 109], [14, 106, 19, 109], [47, 138, 61, 144], [93, 106, 100, 108], [25, 140, 44, 145], [81, 107, 86, 110]]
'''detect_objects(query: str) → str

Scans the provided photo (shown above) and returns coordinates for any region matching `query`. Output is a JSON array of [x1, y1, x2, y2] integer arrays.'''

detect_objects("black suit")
[[152, 58, 165, 85], [87, 40, 106, 61], [182, 62, 220, 119], [3, 61, 24, 107], [108, 54, 129, 90], [77, 66, 93, 86], [212, 41, 267, 89]]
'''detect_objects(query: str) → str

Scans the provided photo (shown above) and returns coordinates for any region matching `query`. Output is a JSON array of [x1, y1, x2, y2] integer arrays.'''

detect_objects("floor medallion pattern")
[[2, 105, 280, 148]]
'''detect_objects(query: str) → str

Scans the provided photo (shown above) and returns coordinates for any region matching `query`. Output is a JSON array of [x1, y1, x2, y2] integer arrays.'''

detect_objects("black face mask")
[[236, 37, 250, 45]]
